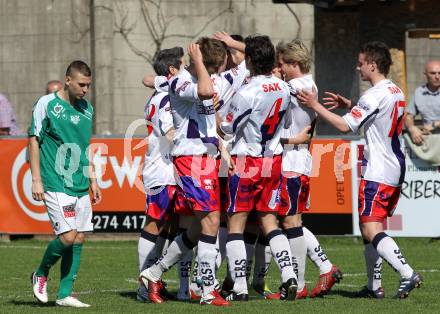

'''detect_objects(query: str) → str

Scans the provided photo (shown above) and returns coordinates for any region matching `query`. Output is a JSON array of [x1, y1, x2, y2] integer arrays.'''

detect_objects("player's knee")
[[74, 232, 86, 244], [59, 230, 77, 245]]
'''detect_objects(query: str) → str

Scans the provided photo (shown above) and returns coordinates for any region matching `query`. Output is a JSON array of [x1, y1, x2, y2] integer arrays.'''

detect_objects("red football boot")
[[200, 289, 230, 307], [296, 285, 308, 299], [310, 265, 343, 298], [139, 270, 164, 304]]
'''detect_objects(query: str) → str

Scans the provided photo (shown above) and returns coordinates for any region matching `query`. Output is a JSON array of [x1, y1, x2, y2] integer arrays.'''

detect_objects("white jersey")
[[221, 74, 291, 157], [343, 79, 406, 186], [216, 60, 249, 119], [281, 75, 318, 176], [214, 61, 249, 148], [168, 69, 218, 156], [142, 77, 175, 190]]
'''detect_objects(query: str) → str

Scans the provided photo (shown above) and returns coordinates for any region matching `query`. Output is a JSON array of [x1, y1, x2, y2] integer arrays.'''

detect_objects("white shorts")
[[44, 192, 94, 235]]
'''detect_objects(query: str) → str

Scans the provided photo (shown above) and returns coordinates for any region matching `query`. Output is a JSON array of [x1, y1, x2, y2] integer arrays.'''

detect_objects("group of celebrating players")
[[28, 30, 423, 308], [136, 32, 422, 306]]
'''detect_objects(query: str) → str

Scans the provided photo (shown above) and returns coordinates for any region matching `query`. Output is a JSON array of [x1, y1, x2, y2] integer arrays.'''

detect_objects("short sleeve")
[[28, 98, 48, 138], [343, 94, 380, 133], [220, 92, 252, 135], [406, 93, 417, 116], [170, 76, 199, 101], [154, 76, 169, 92]]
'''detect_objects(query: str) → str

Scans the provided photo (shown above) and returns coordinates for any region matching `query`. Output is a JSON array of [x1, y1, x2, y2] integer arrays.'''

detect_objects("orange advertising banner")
[[0, 137, 147, 234], [0, 137, 352, 234]]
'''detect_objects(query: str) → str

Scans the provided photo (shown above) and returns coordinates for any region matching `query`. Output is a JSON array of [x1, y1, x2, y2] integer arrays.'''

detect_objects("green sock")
[[58, 243, 83, 299], [35, 237, 70, 277]]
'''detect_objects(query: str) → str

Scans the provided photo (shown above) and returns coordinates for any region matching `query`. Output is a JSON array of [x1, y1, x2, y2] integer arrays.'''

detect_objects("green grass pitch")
[[1, 237, 439, 313]]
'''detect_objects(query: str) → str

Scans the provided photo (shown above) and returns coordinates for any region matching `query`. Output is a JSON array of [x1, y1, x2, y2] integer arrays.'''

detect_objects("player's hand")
[[188, 43, 203, 64], [323, 92, 352, 110], [409, 126, 425, 145], [90, 181, 102, 205], [296, 125, 312, 144], [297, 87, 318, 108], [213, 31, 234, 47], [422, 123, 434, 134], [32, 180, 45, 201]]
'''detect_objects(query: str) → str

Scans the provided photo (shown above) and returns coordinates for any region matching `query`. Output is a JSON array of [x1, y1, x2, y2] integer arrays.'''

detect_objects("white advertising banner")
[[352, 139, 440, 237]]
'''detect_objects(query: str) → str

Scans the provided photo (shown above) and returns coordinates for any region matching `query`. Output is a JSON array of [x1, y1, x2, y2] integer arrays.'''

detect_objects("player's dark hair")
[[231, 34, 244, 42], [66, 60, 92, 77], [196, 37, 227, 74], [245, 35, 275, 75], [360, 41, 392, 76], [153, 47, 184, 76]]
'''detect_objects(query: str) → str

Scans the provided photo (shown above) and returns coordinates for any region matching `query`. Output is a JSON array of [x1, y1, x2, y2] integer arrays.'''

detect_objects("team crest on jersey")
[[350, 107, 363, 119], [70, 115, 80, 125]]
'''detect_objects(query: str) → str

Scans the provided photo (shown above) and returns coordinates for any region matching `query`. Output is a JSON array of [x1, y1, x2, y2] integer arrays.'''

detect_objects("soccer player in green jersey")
[[28, 60, 101, 308]]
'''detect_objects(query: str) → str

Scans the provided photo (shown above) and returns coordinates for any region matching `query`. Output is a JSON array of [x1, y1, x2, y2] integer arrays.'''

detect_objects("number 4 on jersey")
[[262, 98, 283, 136]]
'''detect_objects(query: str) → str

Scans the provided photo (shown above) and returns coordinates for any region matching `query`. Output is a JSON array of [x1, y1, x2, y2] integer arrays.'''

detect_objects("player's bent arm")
[[213, 31, 245, 53], [28, 136, 45, 201], [280, 125, 312, 145], [315, 103, 351, 133], [188, 43, 214, 100]]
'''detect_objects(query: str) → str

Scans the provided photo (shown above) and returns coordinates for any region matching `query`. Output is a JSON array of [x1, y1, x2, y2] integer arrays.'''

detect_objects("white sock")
[[267, 229, 296, 283], [198, 234, 219, 297], [226, 233, 248, 295], [244, 232, 257, 283], [303, 226, 332, 274], [138, 231, 158, 272], [216, 226, 228, 271], [189, 248, 201, 294], [372, 232, 413, 279], [364, 242, 382, 290], [252, 236, 272, 286], [148, 232, 195, 281], [286, 227, 307, 291]]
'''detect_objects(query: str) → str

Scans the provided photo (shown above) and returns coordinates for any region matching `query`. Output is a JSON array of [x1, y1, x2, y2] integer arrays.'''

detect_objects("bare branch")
[[140, 0, 160, 44], [285, 3, 301, 39]]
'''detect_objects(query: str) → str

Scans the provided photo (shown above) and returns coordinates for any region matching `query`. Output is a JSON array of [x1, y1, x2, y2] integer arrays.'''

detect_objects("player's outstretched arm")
[[28, 136, 45, 201], [322, 92, 352, 111], [213, 31, 245, 53], [188, 43, 214, 100], [298, 88, 351, 133], [281, 125, 311, 145]]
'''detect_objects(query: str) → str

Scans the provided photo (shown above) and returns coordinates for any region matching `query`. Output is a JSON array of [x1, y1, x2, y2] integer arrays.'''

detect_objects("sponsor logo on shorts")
[[62, 204, 76, 218], [54, 222, 60, 231]]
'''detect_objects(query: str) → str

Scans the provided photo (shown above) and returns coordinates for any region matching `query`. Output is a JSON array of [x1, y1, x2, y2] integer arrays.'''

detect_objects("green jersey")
[[29, 92, 94, 196]]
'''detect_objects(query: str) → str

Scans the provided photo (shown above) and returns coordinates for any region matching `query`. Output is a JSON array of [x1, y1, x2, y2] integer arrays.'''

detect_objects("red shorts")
[[173, 156, 220, 212], [358, 179, 401, 223], [146, 185, 177, 221], [278, 175, 310, 216], [227, 155, 282, 213]]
